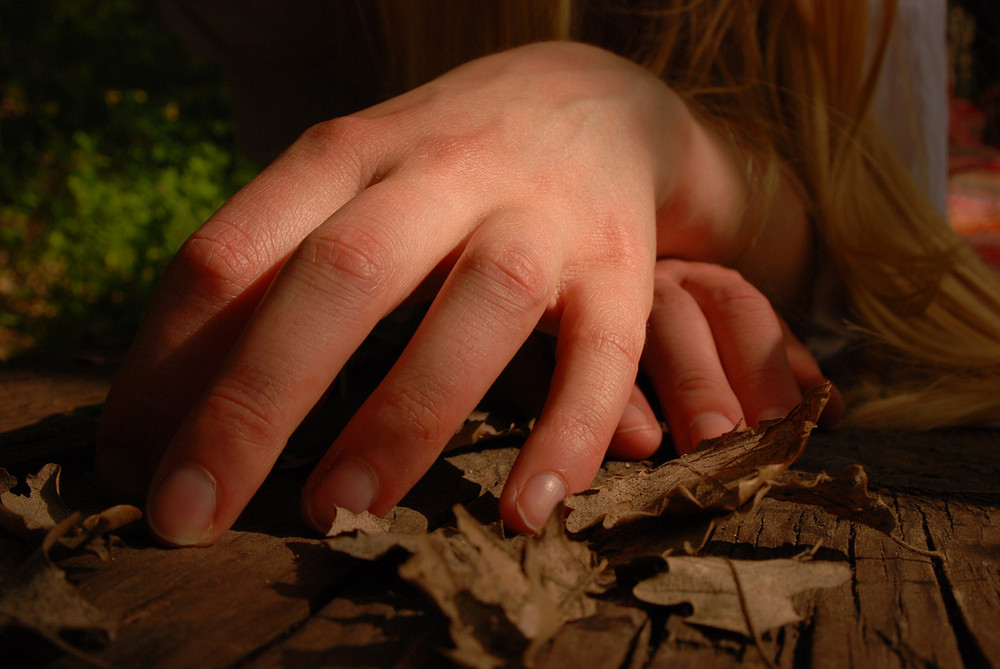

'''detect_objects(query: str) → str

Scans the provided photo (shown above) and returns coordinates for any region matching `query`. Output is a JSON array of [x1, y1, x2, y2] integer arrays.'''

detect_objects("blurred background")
[[0, 0, 998, 362], [0, 0, 255, 360]]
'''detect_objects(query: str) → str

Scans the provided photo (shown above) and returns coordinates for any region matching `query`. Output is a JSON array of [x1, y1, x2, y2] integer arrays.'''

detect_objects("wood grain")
[[2, 364, 998, 668]]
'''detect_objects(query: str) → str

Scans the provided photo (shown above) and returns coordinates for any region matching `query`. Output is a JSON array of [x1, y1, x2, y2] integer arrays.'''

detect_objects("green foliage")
[[0, 0, 255, 357]]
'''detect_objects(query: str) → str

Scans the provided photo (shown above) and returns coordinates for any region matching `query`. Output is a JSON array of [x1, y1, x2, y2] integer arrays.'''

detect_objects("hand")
[[607, 259, 843, 462], [98, 42, 693, 543], [96, 41, 831, 545]]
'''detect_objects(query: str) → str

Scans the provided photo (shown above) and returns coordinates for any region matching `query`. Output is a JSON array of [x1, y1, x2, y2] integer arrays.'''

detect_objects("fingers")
[[143, 175, 474, 546], [607, 384, 663, 459], [498, 267, 653, 533], [643, 260, 809, 454], [97, 116, 393, 498], [780, 319, 845, 426], [301, 210, 566, 531]]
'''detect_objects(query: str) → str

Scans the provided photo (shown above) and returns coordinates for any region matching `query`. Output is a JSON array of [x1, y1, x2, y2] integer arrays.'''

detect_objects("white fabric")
[[872, 0, 949, 213]]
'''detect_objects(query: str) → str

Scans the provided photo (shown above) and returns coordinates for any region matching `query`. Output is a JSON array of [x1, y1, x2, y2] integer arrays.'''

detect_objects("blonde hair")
[[366, 0, 1000, 429]]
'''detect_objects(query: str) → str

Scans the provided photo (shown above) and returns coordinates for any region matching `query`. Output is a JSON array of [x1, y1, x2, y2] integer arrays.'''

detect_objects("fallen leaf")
[[445, 411, 531, 452], [0, 465, 142, 665], [0, 463, 73, 540], [0, 513, 119, 663], [522, 508, 615, 624], [324, 506, 428, 560], [770, 465, 898, 535], [396, 506, 608, 668], [1, 464, 142, 561], [325, 507, 392, 537], [585, 513, 719, 569], [445, 446, 519, 501], [632, 556, 850, 636], [565, 384, 830, 533]]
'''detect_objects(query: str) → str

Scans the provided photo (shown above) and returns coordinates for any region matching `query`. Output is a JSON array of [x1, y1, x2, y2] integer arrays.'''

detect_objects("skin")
[[96, 42, 839, 545]]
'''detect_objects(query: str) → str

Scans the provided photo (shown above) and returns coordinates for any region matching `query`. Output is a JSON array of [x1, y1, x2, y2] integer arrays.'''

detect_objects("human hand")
[[607, 259, 843, 463], [96, 41, 835, 545], [97, 42, 694, 543]]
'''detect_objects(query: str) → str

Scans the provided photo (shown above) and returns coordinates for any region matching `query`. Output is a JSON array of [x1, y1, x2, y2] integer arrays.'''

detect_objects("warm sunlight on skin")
[[96, 42, 836, 546]]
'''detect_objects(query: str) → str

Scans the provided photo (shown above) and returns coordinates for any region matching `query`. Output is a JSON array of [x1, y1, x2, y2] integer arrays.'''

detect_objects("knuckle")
[[712, 275, 767, 310], [732, 365, 790, 395], [669, 369, 722, 400], [583, 215, 649, 269], [294, 116, 371, 176], [379, 379, 451, 445], [414, 132, 489, 178], [578, 323, 645, 372], [687, 266, 769, 313], [462, 243, 551, 313], [650, 277, 687, 311], [171, 220, 259, 297], [550, 403, 609, 459], [202, 371, 287, 451], [295, 226, 395, 299]]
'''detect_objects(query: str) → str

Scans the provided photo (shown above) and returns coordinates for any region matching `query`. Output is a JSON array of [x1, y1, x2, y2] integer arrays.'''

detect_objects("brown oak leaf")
[[564, 384, 830, 533], [770, 464, 898, 535], [0, 513, 120, 664], [632, 556, 850, 636], [394, 506, 609, 668], [0, 463, 73, 540]]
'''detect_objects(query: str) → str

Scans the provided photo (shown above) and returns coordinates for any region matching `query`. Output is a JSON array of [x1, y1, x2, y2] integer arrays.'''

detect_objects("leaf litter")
[[631, 556, 851, 636], [319, 382, 925, 666], [4, 383, 916, 668], [0, 464, 142, 663]]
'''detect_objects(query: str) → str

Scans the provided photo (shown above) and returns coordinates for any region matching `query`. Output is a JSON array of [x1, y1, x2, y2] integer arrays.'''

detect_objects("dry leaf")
[[0, 465, 141, 664], [522, 509, 615, 623], [586, 513, 719, 569], [445, 411, 531, 452], [0, 513, 119, 662], [1, 464, 142, 561], [565, 384, 830, 533], [324, 506, 428, 560], [325, 506, 392, 537], [770, 465, 898, 535], [0, 463, 73, 540], [445, 446, 520, 501], [396, 506, 608, 668], [632, 556, 850, 636]]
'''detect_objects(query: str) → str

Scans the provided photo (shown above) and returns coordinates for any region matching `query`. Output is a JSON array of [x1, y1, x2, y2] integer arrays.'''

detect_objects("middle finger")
[[302, 208, 566, 529], [144, 175, 481, 544]]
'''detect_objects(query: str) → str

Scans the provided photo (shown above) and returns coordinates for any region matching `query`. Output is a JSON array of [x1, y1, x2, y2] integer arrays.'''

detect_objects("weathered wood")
[[0, 358, 114, 434], [56, 533, 346, 668], [534, 599, 649, 669], [2, 363, 1000, 668], [915, 498, 1000, 667], [243, 572, 446, 669]]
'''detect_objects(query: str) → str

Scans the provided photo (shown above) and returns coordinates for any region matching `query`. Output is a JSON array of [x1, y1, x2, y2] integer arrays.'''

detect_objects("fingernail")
[[316, 457, 379, 516], [757, 407, 790, 425], [147, 464, 217, 546], [515, 471, 567, 533], [616, 402, 657, 435], [689, 412, 735, 447]]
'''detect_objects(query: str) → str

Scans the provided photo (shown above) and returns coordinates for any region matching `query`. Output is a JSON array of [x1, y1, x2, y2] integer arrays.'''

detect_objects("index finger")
[[96, 117, 392, 498], [142, 166, 486, 545]]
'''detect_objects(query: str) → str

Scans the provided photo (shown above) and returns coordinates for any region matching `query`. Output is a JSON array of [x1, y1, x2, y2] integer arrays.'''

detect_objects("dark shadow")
[[269, 539, 374, 613], [0, 404, 103, 471], [267, 565, 448, 668], [398, 449, 490, 530], [699, 540, 848, 564], [800, 428, 1000, 499]]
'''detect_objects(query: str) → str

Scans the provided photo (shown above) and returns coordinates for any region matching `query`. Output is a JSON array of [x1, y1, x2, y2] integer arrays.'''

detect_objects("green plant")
[[1, 0, 255, 357]]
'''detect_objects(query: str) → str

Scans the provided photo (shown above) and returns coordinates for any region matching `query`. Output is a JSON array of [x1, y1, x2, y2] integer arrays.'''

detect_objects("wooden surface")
[[2, 356, 999, 668]]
